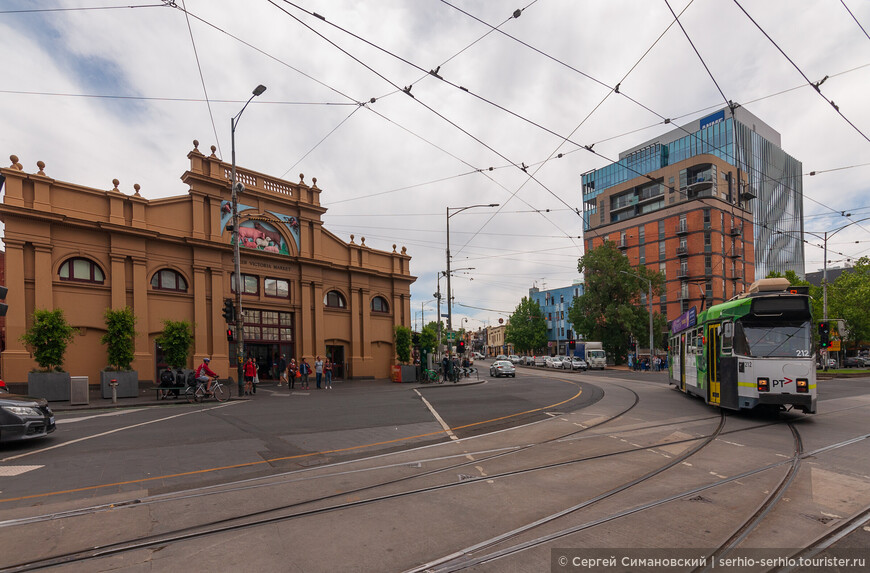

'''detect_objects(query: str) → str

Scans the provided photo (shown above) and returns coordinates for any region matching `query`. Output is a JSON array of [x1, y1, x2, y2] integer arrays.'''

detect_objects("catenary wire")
[[840, 0, 870, 40], [179, 0, 222, 159]]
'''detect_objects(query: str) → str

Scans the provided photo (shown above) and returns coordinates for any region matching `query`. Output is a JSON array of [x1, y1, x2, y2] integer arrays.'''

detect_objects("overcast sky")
[[2, 0, 869, 330]]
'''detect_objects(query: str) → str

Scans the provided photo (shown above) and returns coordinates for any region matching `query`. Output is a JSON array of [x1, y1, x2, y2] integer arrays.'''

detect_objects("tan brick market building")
[[0, 142, 415, 385]]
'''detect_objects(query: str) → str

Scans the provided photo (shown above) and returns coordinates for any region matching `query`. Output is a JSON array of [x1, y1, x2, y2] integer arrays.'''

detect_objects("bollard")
[[110, 378, 118, 404]]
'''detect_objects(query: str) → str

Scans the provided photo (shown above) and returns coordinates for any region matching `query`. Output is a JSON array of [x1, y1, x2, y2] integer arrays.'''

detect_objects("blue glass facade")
[[529, 283, 584, 355]]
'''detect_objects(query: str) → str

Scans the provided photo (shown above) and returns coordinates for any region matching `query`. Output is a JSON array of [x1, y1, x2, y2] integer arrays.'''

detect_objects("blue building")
[[529, 281, 584, 356]]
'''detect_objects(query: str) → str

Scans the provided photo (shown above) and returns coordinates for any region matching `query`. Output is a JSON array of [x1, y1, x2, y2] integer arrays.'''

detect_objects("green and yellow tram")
[[668, 278, 816, 414]]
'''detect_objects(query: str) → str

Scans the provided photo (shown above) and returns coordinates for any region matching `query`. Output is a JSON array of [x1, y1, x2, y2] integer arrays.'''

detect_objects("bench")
[[150, 386, 189, 400]]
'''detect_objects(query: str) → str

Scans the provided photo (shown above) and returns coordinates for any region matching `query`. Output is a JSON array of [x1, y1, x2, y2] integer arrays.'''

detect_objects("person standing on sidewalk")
[[314, 356, 324, 389], [278, 354, 287, 387], [287, 358, 298, 389], [243, 357, 256, 396], [324, 358, 333, 389], [300, 358, 311, 390]]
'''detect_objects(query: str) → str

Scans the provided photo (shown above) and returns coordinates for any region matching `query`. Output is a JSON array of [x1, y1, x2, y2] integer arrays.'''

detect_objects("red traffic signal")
[[818, 322, 830, 348], [226, 328, 235, 342], [457, 341, 466, 353]]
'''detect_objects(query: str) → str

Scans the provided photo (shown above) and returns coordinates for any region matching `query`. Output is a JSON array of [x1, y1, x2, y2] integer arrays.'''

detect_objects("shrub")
[[155, 320, 193, 369], [394, 325, 411, 364], [20, 309, 77, 372], [101, 307, 137, 371]]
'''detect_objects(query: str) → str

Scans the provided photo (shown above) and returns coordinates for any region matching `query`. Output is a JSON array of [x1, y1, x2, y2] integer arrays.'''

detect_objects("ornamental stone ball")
[[193, 139, 199, 150], [133, 183, 141, 197], [112, 179, 120, 192], [37, 160, 46, 175]]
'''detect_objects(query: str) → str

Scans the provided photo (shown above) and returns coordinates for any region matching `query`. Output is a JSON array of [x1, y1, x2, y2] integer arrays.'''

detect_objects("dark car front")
[[0, 394, 56, 443]]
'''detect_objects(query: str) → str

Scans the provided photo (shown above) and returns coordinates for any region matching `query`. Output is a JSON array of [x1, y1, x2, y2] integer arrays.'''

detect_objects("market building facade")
[[0, 142, 414, 385]]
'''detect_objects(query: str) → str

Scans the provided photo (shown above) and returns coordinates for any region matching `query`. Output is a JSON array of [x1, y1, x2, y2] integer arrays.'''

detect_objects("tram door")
[[679, 333, 686, 392], [707, 323, 721, 405]]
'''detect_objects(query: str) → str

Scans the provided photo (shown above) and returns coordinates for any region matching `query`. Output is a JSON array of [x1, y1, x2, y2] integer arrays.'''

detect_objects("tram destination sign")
[[672, 306, 697, 334]]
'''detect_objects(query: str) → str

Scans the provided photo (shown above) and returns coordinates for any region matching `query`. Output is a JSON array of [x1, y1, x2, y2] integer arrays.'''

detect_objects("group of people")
[[276, 354, 334, 390], [440, 354, 472, 382], [628, 354, 668, 371]]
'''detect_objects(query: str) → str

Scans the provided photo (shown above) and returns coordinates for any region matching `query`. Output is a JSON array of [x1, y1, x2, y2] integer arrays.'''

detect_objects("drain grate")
[[457, 474, 476, 482], [801, 513, 837, 525], [686, 495, 713, 503]]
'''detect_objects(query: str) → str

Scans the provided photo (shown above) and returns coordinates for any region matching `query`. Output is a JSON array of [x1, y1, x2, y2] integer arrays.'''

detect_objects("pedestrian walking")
[[300, 358, 311, 390], [287, 358, 298, 389], [243, 357, 256, 395], [278, 354, 287, 386], [314, 356, 324, 389], [325, 358, 333, 389]]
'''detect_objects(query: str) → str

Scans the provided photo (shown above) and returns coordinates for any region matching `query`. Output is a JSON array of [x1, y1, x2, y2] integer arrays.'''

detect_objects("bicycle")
[[186, 376, 229, 403], [421, 367, 443, 384]]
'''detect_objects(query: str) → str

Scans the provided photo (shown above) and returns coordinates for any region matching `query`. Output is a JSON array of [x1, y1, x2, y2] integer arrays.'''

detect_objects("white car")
[[570, 357, 588, 371], [546, 356, 563, 368], [534, 355, 547, 367], [472, 352, 485, 360], [490, 360, 516, 378], [508, 355, 521, 364], [496, 354, 508, 361]]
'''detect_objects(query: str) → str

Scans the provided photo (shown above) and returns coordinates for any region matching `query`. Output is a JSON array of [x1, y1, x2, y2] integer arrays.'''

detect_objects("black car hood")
[[0, 394, 49, 407]]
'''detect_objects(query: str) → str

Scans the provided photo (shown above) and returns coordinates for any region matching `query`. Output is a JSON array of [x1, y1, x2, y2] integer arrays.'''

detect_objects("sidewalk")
[[37, 376, 484, 412]]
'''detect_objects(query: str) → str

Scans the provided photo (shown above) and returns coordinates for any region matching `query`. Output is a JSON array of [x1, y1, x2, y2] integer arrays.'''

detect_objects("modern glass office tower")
[[582, 106, 804, 280]]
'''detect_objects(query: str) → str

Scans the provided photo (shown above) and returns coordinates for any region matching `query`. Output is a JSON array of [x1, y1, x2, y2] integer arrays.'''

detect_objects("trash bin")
[[70, 376, 89, 405]]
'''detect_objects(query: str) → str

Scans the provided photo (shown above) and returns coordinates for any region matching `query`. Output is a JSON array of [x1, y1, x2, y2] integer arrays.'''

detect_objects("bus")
[[668, 278, 816, 414]]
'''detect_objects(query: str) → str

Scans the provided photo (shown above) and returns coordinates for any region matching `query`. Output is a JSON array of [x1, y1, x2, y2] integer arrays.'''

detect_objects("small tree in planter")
[[156, 319, 194, 370], [100, 307, 139, 398], [393, 325, 415, 382], [21, 308, 77, 401]]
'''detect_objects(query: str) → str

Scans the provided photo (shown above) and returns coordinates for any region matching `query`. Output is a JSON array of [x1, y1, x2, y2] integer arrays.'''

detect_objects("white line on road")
[[0, 402, 241, 463], [414, 389, 458, 441], [56, 408, 148, 424]]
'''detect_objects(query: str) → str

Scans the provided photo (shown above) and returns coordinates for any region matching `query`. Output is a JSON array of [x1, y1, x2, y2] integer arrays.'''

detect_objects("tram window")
[[733, 320, 811, 357], [721, 321, 733, 353]]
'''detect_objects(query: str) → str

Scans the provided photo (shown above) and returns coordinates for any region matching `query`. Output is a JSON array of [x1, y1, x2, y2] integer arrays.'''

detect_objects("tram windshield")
[[732, 320, 811, 358]]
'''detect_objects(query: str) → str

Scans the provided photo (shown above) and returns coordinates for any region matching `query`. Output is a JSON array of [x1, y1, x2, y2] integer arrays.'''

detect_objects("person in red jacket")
[[243, 357, 257, 395], [195, 357, 219, 394]]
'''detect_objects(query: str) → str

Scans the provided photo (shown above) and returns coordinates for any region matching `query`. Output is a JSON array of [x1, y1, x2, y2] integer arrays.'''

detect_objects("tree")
[[20, 309, 77, 372], [505, 297, 547, 353], [102, 306, 137, 371], [827, 258, 870, 349], [394, 325, 412, 364], [156, 320, 193, 369], [419, 323, 438, 352], [568, 241, 664, 365]]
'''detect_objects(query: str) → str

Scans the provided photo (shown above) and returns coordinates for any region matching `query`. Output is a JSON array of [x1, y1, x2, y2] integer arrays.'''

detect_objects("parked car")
[[534, 355, 547, 367], [496, 354, 508, 361], [560, 356, 574, 370], [844, 356, 865, 368], [472, 352, 485, 360], [508, 355, 521, 364], [546, 356, 563, 369], [490, 360, 516, 378], [570, 357, 588, 371], [0, 392, 56, 443], [523, 356, 535, 366]]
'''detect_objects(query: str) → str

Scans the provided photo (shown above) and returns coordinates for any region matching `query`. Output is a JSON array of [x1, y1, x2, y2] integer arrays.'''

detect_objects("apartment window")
[[703, 208, 711, 224], [658, 220, 665, 240], [59, 257, 105, 284], [659, 262, 666, 278], [679, 237, 687, 251], [371, 296, 390, 313], [231, 273, 259, 295], [639, 247, 646, 264], [660, 303, 668, 316], [659, 241, 666, 260], [638, 226, 645, 245], [264, 277, 290, 298], [150, 269, 187, 292], [704, 231, 711, 246], [324, 290, 347, 308], [640, 292, 647, 305], [678, 214, 687, 233], [620, 231, 626, 245]]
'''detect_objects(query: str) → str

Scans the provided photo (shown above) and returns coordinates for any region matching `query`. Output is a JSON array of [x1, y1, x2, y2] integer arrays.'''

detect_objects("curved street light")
[[231, 84, 266, 394]]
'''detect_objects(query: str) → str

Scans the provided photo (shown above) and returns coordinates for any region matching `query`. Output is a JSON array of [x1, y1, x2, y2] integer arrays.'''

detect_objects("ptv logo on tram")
[[771, 377, 793, 388]]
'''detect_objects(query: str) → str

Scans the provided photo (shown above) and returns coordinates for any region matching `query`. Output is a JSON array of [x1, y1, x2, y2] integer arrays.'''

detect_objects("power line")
[[179, 0, 222, 159], [840, 0, 870, 41]]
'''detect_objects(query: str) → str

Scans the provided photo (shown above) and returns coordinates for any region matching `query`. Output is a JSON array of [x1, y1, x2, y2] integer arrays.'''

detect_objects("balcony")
[[704, 267, 713, 277], [728, 247, 740, 258], [618, 239, 628, 250], [676, 245, 688, 256], [679, 290, 691, 300], [729, 226, 742, 236], [676, 223, 688, 235], [677, 267, 689, 279], [730, 271, 744, 280]]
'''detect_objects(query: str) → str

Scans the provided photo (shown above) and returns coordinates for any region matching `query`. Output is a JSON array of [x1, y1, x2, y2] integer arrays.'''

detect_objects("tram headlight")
[[796, 378, 808, 393], [757, 378, 770, 392]]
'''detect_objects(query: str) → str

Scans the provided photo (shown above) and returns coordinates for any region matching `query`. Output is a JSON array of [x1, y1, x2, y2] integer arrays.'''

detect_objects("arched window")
[[151, 269, 188, 292], [59, 257, 105, 284], [371, 296, 389, 313], [324, 290, 347, 309]]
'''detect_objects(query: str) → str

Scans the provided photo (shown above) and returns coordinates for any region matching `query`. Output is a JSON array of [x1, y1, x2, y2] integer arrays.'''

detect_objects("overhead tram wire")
[[0, 4, 167, 14], [732, 0, 870, 144], [279, 105, 362, 179], [840, 0, 870, 41], [267, 0, 585, 245], [179, 0, 222, 159]]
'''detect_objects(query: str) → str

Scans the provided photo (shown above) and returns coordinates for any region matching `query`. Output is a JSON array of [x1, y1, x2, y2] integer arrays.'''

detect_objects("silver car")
[[546, 356, 563, 368], [508, 355, 521, 364], [570, 357, 588, 371], [490, 360, 516, 378]]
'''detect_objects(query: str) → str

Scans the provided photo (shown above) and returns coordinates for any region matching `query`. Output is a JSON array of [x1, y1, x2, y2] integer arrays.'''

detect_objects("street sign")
[[830, 339, 841, 352], [445, 332, 455, 340]]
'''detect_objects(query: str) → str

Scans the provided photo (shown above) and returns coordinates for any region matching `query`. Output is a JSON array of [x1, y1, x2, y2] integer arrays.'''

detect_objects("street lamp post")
[[231, 84, 266, 395], [446, 204, 498, 341], [621, 270, 654, 365]]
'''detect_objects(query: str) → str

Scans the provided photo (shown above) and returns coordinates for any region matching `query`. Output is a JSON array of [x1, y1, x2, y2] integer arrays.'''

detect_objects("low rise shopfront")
[[0, 142, 415, 384]]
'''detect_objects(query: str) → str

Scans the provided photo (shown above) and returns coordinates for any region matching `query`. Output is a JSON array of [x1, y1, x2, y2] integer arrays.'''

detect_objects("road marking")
[[57, 409, 148, 424], [0, 402, 241, 463], [720, 440, 745, 447], [0, 466, 43, 477], [414, 389, 458, 441]]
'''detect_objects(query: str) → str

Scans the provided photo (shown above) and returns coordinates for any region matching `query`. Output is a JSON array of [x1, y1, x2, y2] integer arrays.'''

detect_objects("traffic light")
[[227, 327, 235, 342], [222, 298, 235, 323], [0, 285, 7, 317], [412, 332, 420, 345], [457, 341, 466, 353], [568, 340, 576, 350], [819, 322, 830, 349]]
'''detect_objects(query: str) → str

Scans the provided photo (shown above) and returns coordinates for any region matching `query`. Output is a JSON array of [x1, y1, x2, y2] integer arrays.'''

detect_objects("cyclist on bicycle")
[[195, 357, 219, 394]]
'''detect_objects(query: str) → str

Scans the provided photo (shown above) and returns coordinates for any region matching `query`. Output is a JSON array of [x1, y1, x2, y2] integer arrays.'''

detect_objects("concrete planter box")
[[100, 370, 139, 399], [27, 372, 71, 402]]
